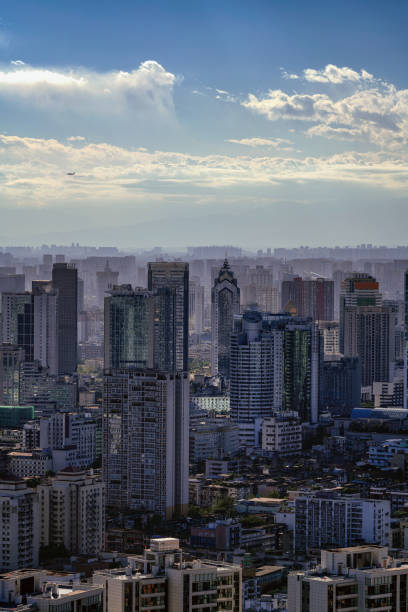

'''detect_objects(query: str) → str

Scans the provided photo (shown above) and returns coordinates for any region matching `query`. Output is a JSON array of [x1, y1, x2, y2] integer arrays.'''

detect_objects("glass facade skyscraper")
[[148, 262, 189, 372], [52, 263, 78, 375], [104, 285, 154, 370]]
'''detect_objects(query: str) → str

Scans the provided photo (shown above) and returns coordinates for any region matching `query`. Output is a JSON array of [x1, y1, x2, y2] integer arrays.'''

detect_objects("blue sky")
[[0, 0, 407, 247]]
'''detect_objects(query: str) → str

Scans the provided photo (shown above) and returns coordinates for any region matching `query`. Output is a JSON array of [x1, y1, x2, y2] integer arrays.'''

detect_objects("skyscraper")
[[283, 318, 321, 422], [32, 283, 58, 375], [52, 263, 78, 375], [148, 262, 189, 372], [0, 344, 24, 405], [189, 277, 205, 335], [211, 259, 240, 378], [343, 304, 395, 387], [405, 270, 408, 410], [103, 369, 189, 518], [281, 276, 334, 321], [1, 293, 34, 361], [339, 273, 382, 353], [321, 356, 361, 415], [104, 285, 154, 369], [230, 311, 321, 445]]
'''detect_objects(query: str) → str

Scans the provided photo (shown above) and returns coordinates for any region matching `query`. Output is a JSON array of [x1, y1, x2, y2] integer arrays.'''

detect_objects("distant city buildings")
[[282, 276, 334, 321]]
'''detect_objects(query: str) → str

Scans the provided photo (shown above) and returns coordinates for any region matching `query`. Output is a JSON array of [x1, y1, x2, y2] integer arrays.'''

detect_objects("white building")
[[191, 395, 230, 414], [288, 545, 408, 612], [294, 493, 390, 552], [0, 477, 39, 570], [33, 284, 58, 376], [262, 413, 302, 455], [368, 438, 408, 467], [38, 468, 105, 556], [93, 537, 242, 612], [0, 569, 103, 612]]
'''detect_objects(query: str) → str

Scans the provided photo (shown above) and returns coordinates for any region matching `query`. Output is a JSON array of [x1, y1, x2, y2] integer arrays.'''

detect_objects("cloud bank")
[[0, 134, 407, 209], [244, 65, 408, 149], [0, 60, 176, 116]]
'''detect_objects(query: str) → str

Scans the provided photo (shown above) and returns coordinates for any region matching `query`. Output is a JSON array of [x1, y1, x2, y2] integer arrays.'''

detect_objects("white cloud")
[[242, 75, 408, 148], [67, 136, 86, 142], [281, 71, 300, 80], [303, 64, 373, 84], [11, 60, 25, 66], [0, 60, 177, 116], [0, 134, 406, 209], [226, 137, 294, 150]]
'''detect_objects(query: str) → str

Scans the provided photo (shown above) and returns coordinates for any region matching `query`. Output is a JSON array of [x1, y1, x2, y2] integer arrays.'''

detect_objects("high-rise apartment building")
[[321, 356, 361, 415], [32, 283, 58, 375], [148, 262, 189, 372], [38, 468, 105, 556], [230, 311, 320, 445], [211, 259, 240, 378], [103, 369, 189, 519], [343, 304, 395, 387], [0, 343, 24, 405], [0, 477, 39, 571], [52, 263, 78, 375], [318, 321, 340, 355], [104, 285, 154, 369], [339, 273, 382, 353], [281, 277, 334, 321], [230, 311, 283, 446]]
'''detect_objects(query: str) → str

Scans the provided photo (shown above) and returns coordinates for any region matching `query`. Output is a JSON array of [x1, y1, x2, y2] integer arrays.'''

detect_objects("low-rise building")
[[368, 437, 408, 467], [93, 537, 242, 612], [0, 569, 103, 612], [261, 413, 302, 456], [190, 519, 242, 550], [8, 449, 53, 478], [190, 418, 239, 462], [288, 545, 408, 612]]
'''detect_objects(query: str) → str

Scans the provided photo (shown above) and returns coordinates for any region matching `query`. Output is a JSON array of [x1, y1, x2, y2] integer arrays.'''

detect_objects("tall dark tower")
[[405, 270, 408, 409], [147, 262, 189, 372], [52, 263, 78, 375], [211, 259, 240, 378]]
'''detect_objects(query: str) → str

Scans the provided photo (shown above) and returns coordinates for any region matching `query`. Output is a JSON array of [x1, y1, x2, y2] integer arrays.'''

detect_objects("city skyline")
[[0, 0, 407, 246]]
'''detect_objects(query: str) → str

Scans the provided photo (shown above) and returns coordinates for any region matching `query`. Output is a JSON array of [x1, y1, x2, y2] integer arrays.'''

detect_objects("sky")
[[0, 0, 407, 248]]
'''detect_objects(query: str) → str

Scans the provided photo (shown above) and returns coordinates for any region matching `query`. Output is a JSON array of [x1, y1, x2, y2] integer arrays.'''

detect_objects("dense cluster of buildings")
[[0, 243, 407, 610]]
